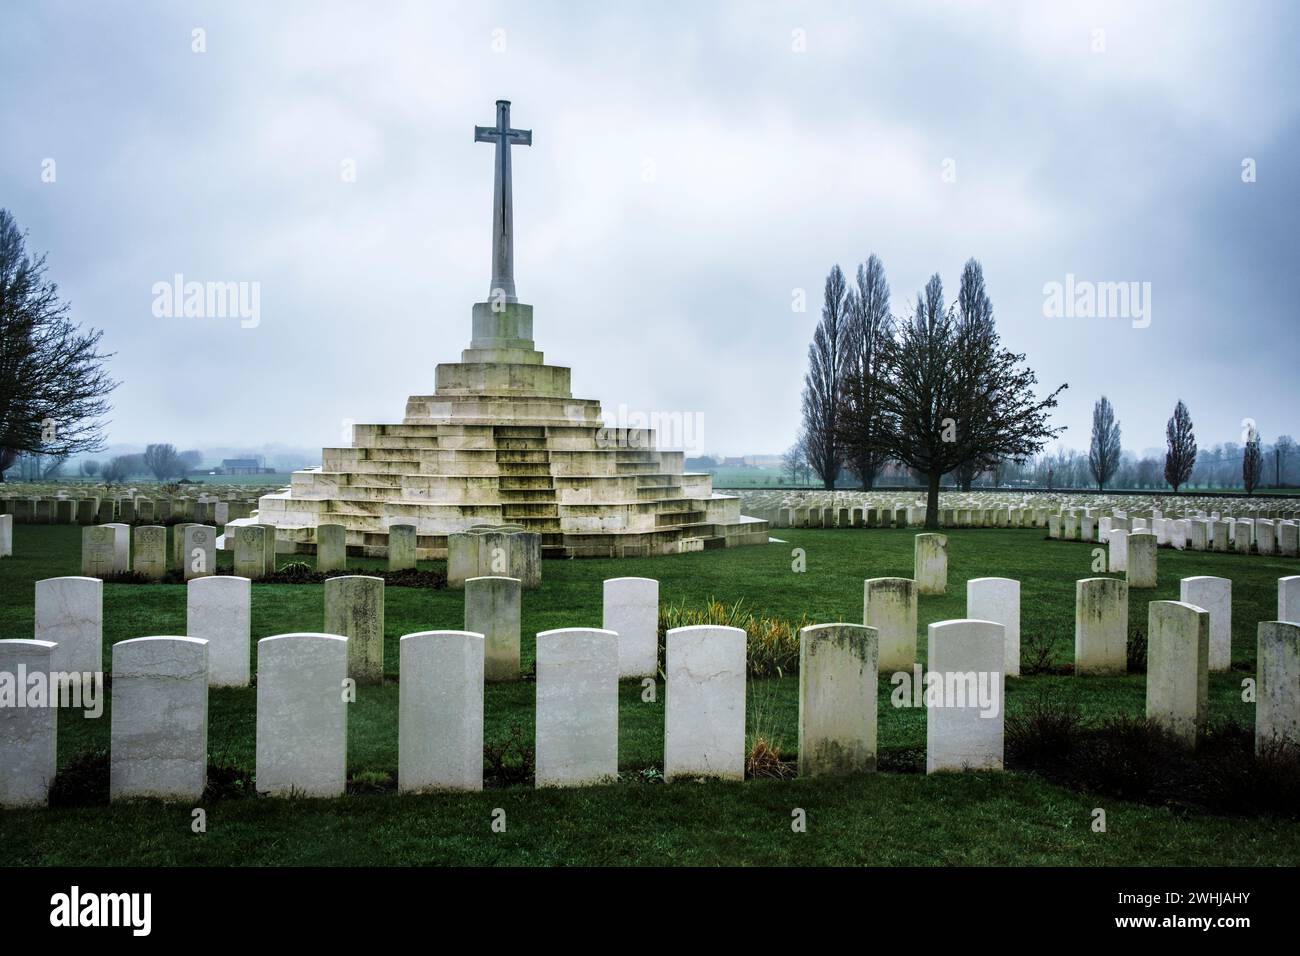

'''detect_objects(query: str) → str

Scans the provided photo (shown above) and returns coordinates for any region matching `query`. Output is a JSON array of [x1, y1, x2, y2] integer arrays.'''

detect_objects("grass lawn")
[[1, 523, 1298, 866]]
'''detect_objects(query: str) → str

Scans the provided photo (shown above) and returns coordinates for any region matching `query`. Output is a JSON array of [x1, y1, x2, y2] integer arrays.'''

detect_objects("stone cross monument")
[[474, 99, 532, 304], [248, 98, 768, 561]]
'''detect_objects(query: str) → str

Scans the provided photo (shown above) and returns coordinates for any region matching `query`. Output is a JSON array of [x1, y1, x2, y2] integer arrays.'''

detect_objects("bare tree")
[[80, 458, 100, 477], [1275, 435, 1295, 487], [143, 443, 182, 480], [1088, 396, 1121, 490], [1163, 400, 1197, 493], [1243, 425, 1263, 494], [41, 454, 69, 479], [876, 271, 1063, 529], [801, 265, 849, 489], [836, 255, 892, 490], [782, 439, 807, 485], [0, 209, 117, 481], [102, 455, 130, 484]]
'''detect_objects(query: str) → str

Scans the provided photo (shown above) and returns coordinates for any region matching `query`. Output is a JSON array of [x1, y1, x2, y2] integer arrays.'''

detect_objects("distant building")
[[218, 457, 273, 475]]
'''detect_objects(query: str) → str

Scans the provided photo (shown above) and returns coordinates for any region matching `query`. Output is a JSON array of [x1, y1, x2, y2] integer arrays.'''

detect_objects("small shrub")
[[1020, 623, 1069, 675], [746, 738, 795, 780], [1005, 689, 1084, 767], [658, 598, 807, 677], [483, 724, 535, 788], [275, 560, 316, 581], [1008, 712, 1300, 818], [203, 762, 255, 801], [745, 675, 796, 779]]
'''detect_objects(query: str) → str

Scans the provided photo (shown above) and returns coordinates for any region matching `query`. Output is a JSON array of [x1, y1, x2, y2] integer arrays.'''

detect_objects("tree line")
[[796, 255, 1067, 528], [1084, 396, 1283, 494]]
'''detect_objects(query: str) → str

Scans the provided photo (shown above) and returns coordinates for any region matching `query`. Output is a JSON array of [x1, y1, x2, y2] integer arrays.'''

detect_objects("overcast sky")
[[4, 0, 1297, 459]]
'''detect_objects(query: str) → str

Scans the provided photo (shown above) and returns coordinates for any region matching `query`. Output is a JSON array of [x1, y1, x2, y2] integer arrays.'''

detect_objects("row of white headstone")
[[3, 493, 256, 526], [11, 571, 665, 689], [6, 569, 1299, 807], [0, 616, 1014, 805], [1054, 513, 1300, 558], [80, 523, 219, 580], [743, 490, 1300, 536]]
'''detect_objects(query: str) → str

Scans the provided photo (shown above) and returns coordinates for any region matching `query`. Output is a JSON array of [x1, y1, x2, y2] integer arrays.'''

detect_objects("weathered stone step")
[[502, 503, 560, 518], [497, 450, 550, 463], [656, 510, 706, 528], [495, 437, 548, 450], [499, 475, 554, 491], [637, 486, 682, 501], [498, 489, 558, 503]]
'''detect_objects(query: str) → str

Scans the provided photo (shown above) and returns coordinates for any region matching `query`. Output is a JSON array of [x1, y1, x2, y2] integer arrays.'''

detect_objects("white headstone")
[[1126, 532, 1157, 589], [0, 640, 58, 807], [603, 576, 659, 678], [926, 619, 1004, 773], [1145, 601, 1209, 748], [398, 630, 484, 792], [798, 623, 877, 777], [233, 525, 269, 580], [323, 575, 385, 684], [464, 575, 521, 682], [81, 525, 117, 577], [535, 628, 618, 787], [387, 523, 417, 571], [665, 625, 747, 781], [35, 576, 103, 676], [914, 533, 948, 595], [1179, 576, 1232, 672], [1279, 576, 1300, 625], [103, 522, 130, 572], [1075, 577, 1128, 674], [187, 575, 251, 687], [967, 577, 1021, 677], [1257, 621, 1300, 754], [316, 523, 347, 572], [182, 524, 216, 580], [863, 577, 918, 671], [110, 636, 209, 801], [255, 633, 349, 797], [133, 525, 167, 580], [1108, 528, 1128, 571], [1278, 522, 1299, 558]]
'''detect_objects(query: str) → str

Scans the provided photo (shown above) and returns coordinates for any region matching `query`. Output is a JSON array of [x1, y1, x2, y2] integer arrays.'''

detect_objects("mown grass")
[[1, 523, 1298, 866]]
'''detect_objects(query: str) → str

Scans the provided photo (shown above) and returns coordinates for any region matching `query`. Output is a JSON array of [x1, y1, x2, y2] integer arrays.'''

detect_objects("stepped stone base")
[[251, 301, 769, 559]]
